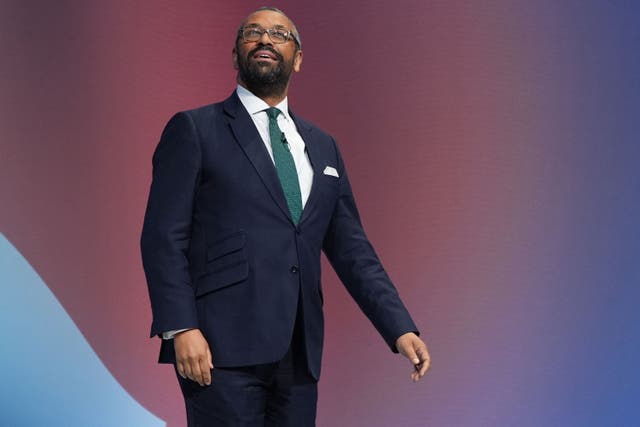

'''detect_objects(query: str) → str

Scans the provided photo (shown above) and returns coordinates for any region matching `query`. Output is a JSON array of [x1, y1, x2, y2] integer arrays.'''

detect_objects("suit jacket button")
[[290, 266, 299, 273]]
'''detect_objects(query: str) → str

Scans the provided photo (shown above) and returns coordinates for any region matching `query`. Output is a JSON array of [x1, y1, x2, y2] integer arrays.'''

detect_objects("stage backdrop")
[[1, 1, 639, 426]]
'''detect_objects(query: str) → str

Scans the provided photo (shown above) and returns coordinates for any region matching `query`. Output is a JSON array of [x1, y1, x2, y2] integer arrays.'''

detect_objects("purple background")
[[2, 1, 639, 425]]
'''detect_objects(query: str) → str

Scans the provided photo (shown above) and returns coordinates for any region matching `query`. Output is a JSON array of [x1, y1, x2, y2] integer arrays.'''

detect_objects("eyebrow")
[[244, 23, 288, 30]]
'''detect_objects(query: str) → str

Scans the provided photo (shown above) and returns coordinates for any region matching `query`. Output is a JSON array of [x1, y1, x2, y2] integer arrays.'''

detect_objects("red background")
[[2, 1, 639, 426]]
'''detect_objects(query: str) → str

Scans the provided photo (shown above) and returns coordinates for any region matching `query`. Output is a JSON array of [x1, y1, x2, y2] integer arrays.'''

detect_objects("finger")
[[406, 347, 420, 366], [418, 357, 430, 376], [182, 360, 193, 381], [199, 357, 212, 386], [411, 370, 420, 382], [207, 348, 214, 370], [412, 363, 427, 382], [190, 360, 204, 386], [176, 362, 187, 379], [416, 348, 430, 377]]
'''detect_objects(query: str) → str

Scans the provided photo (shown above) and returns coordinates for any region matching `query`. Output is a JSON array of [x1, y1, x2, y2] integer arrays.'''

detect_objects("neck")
[[237, 79, 288, 107]]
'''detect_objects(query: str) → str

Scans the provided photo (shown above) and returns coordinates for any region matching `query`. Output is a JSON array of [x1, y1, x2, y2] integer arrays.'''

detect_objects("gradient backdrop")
[[2, 1, 639, 426]]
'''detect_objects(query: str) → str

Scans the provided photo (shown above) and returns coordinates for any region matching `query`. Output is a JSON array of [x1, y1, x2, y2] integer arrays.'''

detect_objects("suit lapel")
[[291, 112, 322, 226], [224, 93, 294, 224]]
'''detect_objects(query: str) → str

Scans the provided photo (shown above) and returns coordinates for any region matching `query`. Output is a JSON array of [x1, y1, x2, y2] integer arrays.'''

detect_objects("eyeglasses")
[[238, 26, 300, 46]]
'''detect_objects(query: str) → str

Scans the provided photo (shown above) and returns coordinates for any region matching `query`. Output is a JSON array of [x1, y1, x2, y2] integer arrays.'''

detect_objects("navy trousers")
[[176, 301, 317, 426]]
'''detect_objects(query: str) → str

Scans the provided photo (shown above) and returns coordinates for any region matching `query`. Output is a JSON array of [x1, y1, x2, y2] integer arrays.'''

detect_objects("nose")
[[258, 30, 273, 45]]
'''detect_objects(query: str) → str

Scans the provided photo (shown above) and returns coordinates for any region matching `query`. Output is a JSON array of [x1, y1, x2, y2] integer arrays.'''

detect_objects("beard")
[[236, 45, 295, 99]]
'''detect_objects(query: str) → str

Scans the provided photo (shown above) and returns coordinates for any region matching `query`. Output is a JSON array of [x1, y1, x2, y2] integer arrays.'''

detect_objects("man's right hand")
[[174, 329, 213, 386]]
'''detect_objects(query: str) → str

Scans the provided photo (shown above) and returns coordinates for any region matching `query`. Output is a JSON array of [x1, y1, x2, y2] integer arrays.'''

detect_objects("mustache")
[[248, 45, 283, 62]]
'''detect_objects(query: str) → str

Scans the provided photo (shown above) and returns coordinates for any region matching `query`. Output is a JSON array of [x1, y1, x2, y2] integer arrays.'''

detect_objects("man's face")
[[233, 10, 302, 98]]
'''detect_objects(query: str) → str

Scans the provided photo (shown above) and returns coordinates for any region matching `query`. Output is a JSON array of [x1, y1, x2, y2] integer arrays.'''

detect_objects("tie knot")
[[266, 107, 281, 121]]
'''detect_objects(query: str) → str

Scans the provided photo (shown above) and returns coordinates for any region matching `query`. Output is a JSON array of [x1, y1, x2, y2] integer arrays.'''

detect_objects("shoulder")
[[169, 91, 240, 123], [178, 99, 227, 124], [162, 93, 238, 137]]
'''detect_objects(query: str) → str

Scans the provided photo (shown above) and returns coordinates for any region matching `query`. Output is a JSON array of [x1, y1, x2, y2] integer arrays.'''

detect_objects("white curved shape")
[[0, 233, 165, 427]]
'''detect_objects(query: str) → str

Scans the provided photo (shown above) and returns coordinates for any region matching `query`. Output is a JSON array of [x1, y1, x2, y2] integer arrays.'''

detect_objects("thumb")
[[401, 342, 420, 365]]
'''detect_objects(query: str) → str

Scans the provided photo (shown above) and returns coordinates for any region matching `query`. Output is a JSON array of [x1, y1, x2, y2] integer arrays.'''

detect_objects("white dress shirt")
[[235, 84, 314, 207], [163, 86, 314, 340]]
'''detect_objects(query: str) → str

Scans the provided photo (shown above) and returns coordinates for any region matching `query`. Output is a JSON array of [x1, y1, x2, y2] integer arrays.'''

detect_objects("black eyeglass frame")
[[237, 26, 301, 48]]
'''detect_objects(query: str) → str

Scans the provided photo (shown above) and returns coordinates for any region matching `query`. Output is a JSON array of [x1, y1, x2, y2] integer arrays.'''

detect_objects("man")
[[141, 7, 431, 426]]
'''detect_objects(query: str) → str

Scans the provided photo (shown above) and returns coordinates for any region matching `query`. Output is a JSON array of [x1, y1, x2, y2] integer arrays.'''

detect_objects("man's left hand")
[[395, 332, 431, 382]]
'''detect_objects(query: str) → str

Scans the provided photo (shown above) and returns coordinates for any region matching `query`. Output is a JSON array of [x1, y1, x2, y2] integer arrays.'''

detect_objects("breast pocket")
[[195, 231, 249, 297]]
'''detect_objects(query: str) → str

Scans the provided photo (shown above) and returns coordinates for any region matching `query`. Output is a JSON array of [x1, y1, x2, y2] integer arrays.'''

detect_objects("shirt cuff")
[[162, 328, 193, 340]]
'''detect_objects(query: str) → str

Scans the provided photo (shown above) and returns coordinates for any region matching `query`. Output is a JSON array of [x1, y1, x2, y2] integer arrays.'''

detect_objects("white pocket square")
[[323, 166, 339, 178]]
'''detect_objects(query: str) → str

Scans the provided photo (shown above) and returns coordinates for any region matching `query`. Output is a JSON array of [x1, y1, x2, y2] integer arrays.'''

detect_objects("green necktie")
[[266, 107, 303, 224]]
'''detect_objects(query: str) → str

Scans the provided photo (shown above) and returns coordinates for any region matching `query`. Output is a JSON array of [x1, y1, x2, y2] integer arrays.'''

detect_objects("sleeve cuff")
[[162, 328, 193, 340]]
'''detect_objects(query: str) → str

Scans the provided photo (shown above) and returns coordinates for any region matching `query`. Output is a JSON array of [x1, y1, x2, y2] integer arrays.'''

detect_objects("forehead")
[[242, 10, 292, 29]]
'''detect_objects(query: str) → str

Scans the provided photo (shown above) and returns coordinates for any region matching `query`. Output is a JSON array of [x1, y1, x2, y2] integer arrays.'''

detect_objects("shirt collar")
[[236, 85, 290, 120]]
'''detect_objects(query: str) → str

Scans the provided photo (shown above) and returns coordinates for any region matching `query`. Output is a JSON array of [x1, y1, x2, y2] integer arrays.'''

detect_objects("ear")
[[293, 49, 303, 73], [232, 47, 239, 70]]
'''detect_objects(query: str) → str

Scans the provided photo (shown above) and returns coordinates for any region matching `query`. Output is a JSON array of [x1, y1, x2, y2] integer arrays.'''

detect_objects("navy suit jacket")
[[141, 92, 418, 379]]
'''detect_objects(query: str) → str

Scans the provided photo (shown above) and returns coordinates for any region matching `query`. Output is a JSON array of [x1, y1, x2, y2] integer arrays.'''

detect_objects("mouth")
[[251, 48, 279, 62]]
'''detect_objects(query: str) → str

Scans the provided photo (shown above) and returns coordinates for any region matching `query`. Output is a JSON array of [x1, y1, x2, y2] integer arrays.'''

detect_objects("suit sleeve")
[[141, 112, 201, 338], [322, 139, 419, 352]]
